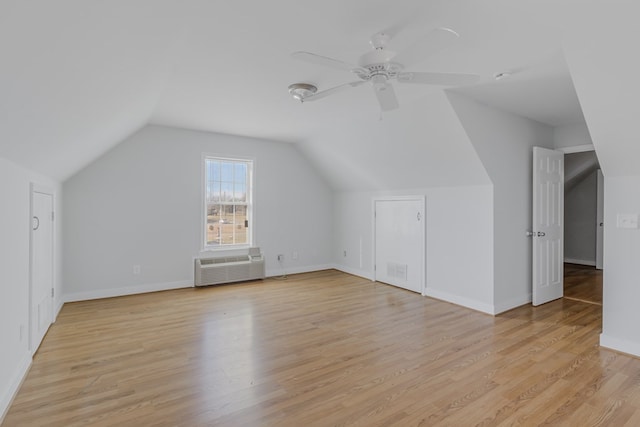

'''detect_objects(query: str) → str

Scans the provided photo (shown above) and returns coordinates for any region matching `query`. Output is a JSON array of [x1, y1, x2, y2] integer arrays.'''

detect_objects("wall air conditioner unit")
[[194, 247, 265, 287]]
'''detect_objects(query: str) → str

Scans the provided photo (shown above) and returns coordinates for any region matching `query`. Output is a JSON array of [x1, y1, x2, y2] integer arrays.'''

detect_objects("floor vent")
[[387, 262, 408, 281]]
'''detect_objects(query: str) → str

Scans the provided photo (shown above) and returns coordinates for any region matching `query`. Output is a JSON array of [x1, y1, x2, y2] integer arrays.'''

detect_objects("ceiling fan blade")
[[291, 51, 364, 73], [303, 81, 365, 102], [392, 27, 460, 68], [397, 71, 480, 86], [373, 81, 399, 111]]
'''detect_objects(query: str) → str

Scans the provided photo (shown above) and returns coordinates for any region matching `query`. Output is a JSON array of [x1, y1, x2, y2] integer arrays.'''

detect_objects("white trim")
[[332, 264, 375, 281], [334, 265, 525, 315], [63, 280, 192, 303], [201, 153, 256, 251], [424, 287, 494, 315], [600, 334, 640, 358], [372, 195, 426, 294], [493, 294, 532, 315], [63, 265, 333, 303], [54, 299, 64, 321], [564, 258, 596, 266], [0, 352, 32, 424], [266, 264, 333, 278], [557, 144, 595, 154]]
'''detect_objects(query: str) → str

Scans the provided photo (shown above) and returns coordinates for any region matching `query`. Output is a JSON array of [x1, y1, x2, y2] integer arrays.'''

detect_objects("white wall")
[[564, 8, 640, 357], [0, 157, 61, 420], [447, 93, 555, 312], [333, 185, 495, 314], [600, 176, 640, 355], [564, 170, 597, 265], [297, 91, 491, 191], [553, 123, 594, 150], [63, 125, 333, 300]]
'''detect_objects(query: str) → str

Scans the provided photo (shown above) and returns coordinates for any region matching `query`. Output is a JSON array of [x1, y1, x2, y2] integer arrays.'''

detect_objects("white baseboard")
[[564, 258, 596, 266], [0, 352, 32, 424], [63, 266, 335, 304], [600, 333, 640, 358], [331, 264, 375, 281], [266, 264, 333, 278], [331, 269, 516, 315], [54, 298, 64, 322], [424, 287, 495, 315], [64, 280, 193, 303], [494, 294, 532, 314]]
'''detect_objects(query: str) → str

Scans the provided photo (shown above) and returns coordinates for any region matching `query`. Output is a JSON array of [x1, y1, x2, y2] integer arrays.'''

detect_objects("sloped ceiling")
[[0, 1, 182, 180], [565, 151, 599, 191], [0, 0, 619, 184], [562, 3, 640, 177]]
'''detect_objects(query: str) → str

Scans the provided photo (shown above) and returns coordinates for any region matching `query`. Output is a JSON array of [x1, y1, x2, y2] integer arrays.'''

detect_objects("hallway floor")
[[564, 263, 603, 305]]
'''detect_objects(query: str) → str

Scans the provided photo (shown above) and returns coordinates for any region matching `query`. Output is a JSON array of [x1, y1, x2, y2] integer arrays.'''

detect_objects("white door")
[[374, 198, 425, 293], [532, 147, 564, 306], [596, 169, 604, 270], [31, 189, 54, 353]]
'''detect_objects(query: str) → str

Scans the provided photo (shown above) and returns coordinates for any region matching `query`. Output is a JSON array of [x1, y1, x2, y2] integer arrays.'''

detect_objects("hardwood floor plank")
[[4, 269, 640, 426], [564, 263, 603, 305]]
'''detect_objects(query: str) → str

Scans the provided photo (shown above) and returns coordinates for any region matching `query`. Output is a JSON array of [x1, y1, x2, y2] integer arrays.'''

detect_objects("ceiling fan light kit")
[[290, 26, 480, 111], [288, 83, 318, 102]]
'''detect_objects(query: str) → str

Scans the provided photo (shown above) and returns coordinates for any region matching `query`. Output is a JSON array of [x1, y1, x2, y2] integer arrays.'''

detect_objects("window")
[[203, 156, 253, 248]]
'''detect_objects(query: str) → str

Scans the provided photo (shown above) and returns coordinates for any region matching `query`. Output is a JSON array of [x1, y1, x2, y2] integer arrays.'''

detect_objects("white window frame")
[[202, 154, 254, 251]]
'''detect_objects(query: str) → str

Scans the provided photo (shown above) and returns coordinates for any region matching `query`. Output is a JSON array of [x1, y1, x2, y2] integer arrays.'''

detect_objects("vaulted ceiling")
[[1, 0, 635, 183]]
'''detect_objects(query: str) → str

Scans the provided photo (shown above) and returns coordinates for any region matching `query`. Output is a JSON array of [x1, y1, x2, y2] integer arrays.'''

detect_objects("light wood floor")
[[4, 269, 639, 426], [564, 263, 603, 305]]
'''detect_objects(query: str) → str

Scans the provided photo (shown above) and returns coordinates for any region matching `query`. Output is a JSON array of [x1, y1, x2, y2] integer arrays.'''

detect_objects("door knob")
[[525, 231, 534, 237], [537, 231, 546, 237]]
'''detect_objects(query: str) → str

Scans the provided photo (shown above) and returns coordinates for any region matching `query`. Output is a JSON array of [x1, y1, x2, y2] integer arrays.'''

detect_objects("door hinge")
[[51, 288, 55, 297], [51, 211, 54, 221]]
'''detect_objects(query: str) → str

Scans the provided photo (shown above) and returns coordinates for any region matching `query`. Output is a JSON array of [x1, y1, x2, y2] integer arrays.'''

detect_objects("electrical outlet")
[[343, 250, 347, 257], [277, 254, 284, 262], [133, 265, 141, 275], [292, 251, 298, 260], [617, 213, 638, 229]]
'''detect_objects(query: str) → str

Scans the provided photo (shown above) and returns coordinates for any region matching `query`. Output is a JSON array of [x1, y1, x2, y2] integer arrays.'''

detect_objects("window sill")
[[201, 244, 252, 254]]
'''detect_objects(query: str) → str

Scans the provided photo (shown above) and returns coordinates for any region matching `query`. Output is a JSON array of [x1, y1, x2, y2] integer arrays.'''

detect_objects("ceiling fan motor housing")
[[356, 62, 403, 82], [290, 26, 477, 111]]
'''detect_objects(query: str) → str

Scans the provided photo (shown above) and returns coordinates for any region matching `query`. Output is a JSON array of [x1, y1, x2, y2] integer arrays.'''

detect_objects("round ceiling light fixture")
[[288, 83, 317, 102]]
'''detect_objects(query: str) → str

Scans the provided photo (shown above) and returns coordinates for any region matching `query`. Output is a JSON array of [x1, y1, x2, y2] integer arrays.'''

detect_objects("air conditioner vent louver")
[[195, 248, 265, 287]]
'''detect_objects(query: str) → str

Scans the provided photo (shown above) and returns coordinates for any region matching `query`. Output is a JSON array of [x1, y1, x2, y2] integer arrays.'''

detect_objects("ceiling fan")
[[289, 27, 479, 111]]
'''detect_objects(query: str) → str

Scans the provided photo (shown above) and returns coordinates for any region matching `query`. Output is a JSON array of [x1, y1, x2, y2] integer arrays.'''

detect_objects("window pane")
[[220, 182, 233, 202], [235, 205, 248, 244], [207, 180, 219, 203], [234, 163, 247, 184], [206, 204, 221, 245], [221, 162, 233, 182], [219, 204, 234, 244], [211, 161, 221, 181], [206, 160, 220, 203], [204, 157, 252, 247], [234, 183, 246, 202]]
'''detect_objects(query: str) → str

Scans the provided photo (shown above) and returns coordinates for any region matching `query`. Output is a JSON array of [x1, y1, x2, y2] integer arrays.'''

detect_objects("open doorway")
[[563, 150, 603, 305]]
